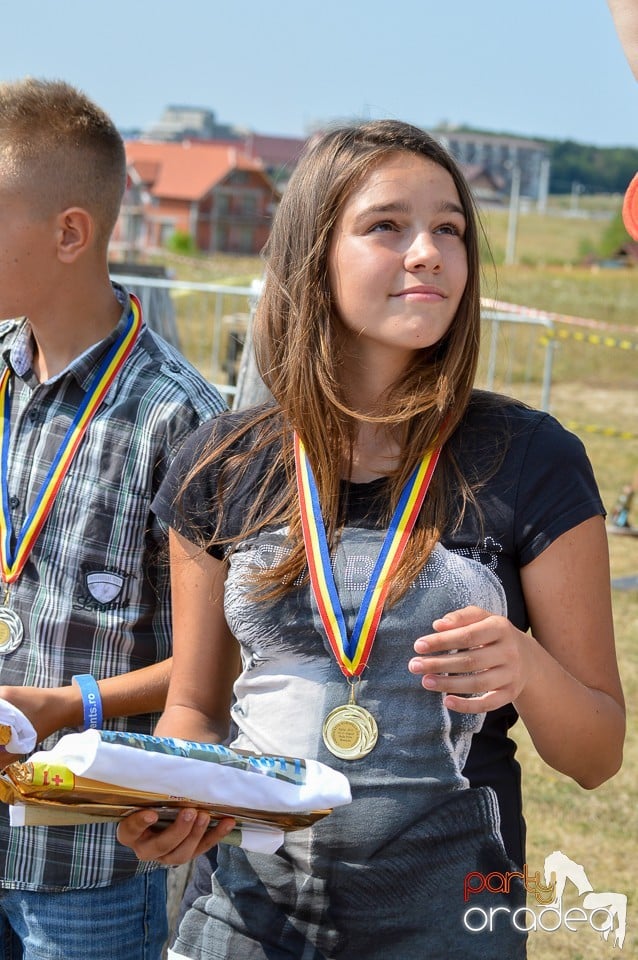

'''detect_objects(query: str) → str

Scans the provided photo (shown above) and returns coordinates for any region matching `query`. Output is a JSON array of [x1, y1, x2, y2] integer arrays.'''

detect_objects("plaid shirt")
[[0, 285, 226, 890]]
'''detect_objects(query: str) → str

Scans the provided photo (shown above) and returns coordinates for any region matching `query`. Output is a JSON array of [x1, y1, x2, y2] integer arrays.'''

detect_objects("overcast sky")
[[2, 0, 636, 147]]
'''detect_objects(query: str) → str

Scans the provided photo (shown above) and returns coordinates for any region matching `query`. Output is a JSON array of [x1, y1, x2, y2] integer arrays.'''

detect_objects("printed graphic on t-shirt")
[[225, 525, 507, 803]]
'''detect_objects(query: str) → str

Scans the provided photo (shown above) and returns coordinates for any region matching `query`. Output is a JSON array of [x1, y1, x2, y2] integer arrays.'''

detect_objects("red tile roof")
[[241, 133, 308, 167], [125, 140, 267, 201]]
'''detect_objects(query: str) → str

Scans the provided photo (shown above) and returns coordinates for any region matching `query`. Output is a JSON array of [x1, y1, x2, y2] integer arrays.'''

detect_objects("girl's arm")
[[409, 516, 625, 787], [155, 528, 241, 744], [514, 514, 624, 785], [118, 528, 241, 863]]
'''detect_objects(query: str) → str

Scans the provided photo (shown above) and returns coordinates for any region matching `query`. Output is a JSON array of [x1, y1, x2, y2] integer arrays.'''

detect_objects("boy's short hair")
[[0, 77, 126, 243]]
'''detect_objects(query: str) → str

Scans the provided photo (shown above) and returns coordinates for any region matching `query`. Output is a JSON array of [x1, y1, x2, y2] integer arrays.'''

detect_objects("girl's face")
[[328, 152, 468, 377]]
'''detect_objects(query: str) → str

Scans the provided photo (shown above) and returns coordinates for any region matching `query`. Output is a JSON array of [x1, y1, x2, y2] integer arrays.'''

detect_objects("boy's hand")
[[0, 746, 21, 771], [0, 684, 82, 743]]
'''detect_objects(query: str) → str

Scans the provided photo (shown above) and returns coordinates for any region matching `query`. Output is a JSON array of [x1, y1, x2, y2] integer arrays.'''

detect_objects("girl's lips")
[[392, 286, 446, 300]]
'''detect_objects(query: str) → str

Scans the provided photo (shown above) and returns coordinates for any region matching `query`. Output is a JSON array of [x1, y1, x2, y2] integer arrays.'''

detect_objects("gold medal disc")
[[322, 703, 378, 760], [0, 608, 24, 655]]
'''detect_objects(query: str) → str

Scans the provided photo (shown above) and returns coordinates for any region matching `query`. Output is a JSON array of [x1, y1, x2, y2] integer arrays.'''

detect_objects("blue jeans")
[[0, 869, 168, 960]]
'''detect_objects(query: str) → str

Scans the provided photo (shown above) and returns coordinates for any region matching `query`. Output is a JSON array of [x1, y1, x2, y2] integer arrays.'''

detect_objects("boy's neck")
[[29, 280, 123, 382]]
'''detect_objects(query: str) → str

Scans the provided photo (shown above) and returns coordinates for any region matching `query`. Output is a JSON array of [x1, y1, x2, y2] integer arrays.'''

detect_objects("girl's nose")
[[404, 231, 442, 272]]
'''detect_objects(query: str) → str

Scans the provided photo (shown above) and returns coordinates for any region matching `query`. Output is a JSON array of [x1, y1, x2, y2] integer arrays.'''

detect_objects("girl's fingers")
[[409, 649, 492, 676], [419, 665, 511, 694], [431, 606, 492, 630], [414, 610, 497, 655], [117, 808, 235, 865], [441, 691, 505, 714]]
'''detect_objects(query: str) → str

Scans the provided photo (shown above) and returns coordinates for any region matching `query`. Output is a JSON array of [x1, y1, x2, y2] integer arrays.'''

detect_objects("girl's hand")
[[116, 808, 236, 866], [408, 605, 535, 713]]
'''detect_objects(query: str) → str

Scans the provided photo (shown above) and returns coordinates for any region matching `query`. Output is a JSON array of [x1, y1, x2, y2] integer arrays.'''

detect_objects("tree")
[[166, 230, 196, 255]]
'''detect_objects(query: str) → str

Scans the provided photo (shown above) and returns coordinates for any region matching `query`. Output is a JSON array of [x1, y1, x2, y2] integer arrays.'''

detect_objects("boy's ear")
[[55, 207, 94, 263]]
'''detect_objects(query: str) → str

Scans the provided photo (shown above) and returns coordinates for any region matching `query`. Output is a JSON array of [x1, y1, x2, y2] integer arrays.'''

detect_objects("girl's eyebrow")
[[351, 201, 410, 226], [351, 198, 466, 228], [438, 200, 466, 218]]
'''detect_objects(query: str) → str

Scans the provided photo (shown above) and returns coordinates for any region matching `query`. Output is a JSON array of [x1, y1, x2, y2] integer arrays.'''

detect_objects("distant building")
[[139, 104, 309, 190], [461, 164, 506, 205], [143, 105, 239, 142], [189, 132, 308, 191], [112, 140, 279, 257], [434, 128, 551, 205], [239, 132, 308, 188], [115, 108, 554, 260]]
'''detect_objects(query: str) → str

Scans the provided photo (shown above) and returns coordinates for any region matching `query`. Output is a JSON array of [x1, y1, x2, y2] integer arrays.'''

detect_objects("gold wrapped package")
[[0, 730, 352, 853]]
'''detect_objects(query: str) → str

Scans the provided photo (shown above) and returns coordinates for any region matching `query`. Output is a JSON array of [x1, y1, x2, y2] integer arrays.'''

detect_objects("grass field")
[[492, 273, 637, 954], [153, 199, 637, 958]]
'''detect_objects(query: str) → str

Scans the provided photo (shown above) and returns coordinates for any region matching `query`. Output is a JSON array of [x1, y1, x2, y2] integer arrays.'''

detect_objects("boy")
[[0, 78, 226, 959]]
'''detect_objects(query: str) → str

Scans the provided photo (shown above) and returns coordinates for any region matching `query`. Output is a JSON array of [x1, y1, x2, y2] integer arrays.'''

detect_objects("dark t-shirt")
[[154, 393, 603, 871], [154, 394, 603, 959]]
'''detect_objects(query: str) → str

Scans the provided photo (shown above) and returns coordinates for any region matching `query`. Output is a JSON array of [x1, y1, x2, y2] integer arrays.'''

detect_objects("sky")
[[1, 0, 637, 148]]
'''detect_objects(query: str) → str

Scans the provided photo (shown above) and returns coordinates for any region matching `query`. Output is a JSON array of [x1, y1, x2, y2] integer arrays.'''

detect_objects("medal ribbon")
[[0, 295, 143, 584], [294, 432, 441, 678]]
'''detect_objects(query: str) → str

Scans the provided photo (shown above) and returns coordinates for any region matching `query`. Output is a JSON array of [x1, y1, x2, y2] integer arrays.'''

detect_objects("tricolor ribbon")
[[294, 432, 441, 678], [0, 295, 143, 584]]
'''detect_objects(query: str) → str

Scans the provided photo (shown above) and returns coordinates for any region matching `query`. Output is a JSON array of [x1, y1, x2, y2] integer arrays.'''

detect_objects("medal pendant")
[[0, 607, 24, 655], [323, 702, 378, 760]]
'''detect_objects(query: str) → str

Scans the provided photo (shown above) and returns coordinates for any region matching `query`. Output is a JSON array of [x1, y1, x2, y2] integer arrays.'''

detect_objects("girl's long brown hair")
[[184, 120, 485, 602]]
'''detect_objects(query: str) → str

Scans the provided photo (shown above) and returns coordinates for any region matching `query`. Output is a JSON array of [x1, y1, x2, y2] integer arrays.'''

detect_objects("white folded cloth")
[[30, 729, 352, 814], [0, 699, 37, 754]]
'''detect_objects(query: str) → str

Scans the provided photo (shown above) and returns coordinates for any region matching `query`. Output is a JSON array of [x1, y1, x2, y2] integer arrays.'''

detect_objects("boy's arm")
[[0, 660, 172, 767]]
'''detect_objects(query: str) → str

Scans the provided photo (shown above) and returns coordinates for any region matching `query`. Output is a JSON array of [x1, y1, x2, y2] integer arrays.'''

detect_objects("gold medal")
[[323, 679, 378, 760], [295, 433, 442, 763], [323, 702, 378, 760], [0, 607, 24, 655]]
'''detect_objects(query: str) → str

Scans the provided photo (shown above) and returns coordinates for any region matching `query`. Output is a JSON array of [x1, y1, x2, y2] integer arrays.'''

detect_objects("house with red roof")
[[112, 140, 279, 257]]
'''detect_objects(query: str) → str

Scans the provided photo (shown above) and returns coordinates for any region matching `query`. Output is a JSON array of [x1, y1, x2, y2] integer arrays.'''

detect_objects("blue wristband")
[[72, 674, 103, 731]]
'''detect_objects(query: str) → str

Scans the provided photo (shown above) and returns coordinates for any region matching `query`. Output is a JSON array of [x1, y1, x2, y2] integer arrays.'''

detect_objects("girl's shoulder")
[[178, 402, 282, 460], [454, 390, 591, 484], [458, 390, 573, 450], [461, 390, 549, 431]]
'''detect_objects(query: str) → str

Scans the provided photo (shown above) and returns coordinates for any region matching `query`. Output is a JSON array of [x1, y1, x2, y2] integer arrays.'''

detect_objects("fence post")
[[540, 325, 555, 412], [233, 279, 271, 410]]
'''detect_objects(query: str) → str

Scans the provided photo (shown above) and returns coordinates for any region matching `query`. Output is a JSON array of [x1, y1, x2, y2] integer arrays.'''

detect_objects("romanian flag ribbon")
[[294, 432, 441, 678], [0, 295, 143, 584]]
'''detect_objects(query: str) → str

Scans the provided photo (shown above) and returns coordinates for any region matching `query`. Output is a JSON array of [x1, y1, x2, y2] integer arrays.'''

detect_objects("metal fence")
[[479, 308, 555, 411], [114, 272, 565, 412]]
